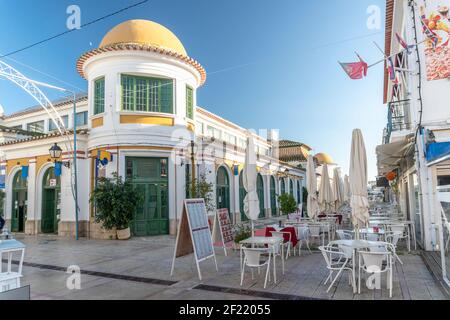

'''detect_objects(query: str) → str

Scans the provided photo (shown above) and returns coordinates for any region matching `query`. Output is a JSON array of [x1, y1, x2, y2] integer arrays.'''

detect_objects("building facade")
[[0, 20, 306, 238], [377, 0, 450, 251]]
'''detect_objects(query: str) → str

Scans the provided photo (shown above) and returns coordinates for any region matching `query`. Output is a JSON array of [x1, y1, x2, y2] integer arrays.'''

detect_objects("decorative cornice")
[[0, 129, 89, 147], [76, 43, 206, 86]]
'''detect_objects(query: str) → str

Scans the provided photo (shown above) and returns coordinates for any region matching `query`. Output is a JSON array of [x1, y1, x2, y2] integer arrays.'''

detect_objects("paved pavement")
[[2, 234, 448, 300]]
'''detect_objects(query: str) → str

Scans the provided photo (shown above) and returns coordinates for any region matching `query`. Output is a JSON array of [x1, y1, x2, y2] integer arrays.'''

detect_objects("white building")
[[377, 0, 450, 251], [0, 20, 306, 238]]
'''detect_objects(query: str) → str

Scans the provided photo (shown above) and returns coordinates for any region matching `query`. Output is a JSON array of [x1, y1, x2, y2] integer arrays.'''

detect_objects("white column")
[[26, 159, 37, 234], [232, 167, 240, 223]]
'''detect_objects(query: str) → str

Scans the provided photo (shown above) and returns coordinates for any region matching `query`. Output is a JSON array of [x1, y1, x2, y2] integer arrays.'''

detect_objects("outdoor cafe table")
[[0, 239, 26, 292], [358, 227, 385, 240], [239, 237, 285, 284], [265, 226, 298, 248], [369, 220, 416, 250], [329, 239, 383, 293]]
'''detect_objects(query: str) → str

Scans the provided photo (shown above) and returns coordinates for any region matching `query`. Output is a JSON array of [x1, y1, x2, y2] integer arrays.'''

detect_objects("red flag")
[[339, 56, 368, 80]]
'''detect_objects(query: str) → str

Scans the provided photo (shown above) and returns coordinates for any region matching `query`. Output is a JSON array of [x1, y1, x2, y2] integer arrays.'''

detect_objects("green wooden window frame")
[[121, 74, 173, 114], [94, 77, 105, 115], [27, 120, 44, 133], [186, 85, 193, 119]]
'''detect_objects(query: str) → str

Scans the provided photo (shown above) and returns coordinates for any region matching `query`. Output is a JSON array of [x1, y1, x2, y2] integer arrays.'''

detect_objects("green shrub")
[[278, 193, 297, 215], [233, 224, 252, 243], [90, 173, 143, 230]]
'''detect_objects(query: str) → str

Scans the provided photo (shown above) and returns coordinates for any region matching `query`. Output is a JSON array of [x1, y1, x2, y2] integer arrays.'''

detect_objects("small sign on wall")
[[49, 179, 57, 187]]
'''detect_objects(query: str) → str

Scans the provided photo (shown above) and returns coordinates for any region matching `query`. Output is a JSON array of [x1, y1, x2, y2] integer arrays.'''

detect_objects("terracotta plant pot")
[[116, 227, 131, 240]]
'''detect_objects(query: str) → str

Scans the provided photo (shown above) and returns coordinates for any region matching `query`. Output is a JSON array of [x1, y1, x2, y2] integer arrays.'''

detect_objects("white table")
[[0, 239, 26, 292], [329, 239, 383, 293], [369, 220, 416, 250], [239, 237, 284, 284]]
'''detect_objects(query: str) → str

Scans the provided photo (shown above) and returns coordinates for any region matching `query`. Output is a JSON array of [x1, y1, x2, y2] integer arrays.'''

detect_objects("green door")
[[127, 157, 169, 236], [257, 174, 265, 218], [11, 170, 27, 233], [239, 172, 247, 221], [41, 167, 60, 233], [216, 167, 231, 219], [270, 176, 277, 216]]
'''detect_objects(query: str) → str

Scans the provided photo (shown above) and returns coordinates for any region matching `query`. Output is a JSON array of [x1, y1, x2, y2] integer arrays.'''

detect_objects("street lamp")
[[49, 143, 70, 168], [49, 143, 62, 159]]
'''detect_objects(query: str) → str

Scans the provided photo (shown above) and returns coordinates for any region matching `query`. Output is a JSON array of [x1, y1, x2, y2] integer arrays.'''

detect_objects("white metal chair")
[[388, 223, 411, 252], [308, 223, 325, 246], [240, 247, 272, 289], [319, 245, 354, 292], [336, 230, 353, 240], [357, 249, 393, 298], [271, 231, 292, 260], [296, 225, 312, 255], [385, 231, 404, 265]]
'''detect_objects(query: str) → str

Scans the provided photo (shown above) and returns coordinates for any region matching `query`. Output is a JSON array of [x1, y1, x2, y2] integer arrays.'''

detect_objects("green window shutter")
[[94, 77, 105, 115], [186, 86, 193, 119], [120, 75, 173, 114]]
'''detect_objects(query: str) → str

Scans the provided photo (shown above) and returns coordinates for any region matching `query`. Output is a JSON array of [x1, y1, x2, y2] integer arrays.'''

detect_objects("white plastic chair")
[[271, 231, 292, 260], [357, 250, 393, 298], [389, 223, 410, 252], [296, 225, 312, 255], [319, 245, 354, 292], [385, 231, 404, 265], [308, 223, 325, 246], [240, 247, 271, 289]]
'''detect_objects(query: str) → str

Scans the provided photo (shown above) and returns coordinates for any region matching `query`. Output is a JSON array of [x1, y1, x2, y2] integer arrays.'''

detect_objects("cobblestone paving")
[[3, 234, 448, 300]]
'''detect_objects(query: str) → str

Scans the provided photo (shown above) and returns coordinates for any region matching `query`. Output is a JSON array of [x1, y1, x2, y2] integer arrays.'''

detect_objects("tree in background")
[[186, 173, 215, 213], [278, 193, 297, 215]]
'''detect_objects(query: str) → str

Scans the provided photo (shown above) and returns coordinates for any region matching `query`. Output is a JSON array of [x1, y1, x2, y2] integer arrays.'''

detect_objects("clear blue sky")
[[0, 0, 387, 179]]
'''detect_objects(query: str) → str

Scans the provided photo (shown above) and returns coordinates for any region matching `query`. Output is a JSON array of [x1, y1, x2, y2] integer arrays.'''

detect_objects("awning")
[[426, 142, 450, 166], [376, 138, 413, 175]]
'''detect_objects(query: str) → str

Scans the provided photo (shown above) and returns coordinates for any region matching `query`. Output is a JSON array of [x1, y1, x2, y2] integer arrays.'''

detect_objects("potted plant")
[[277, 193, 297, 215], [233, 224, 252, 249], [90, 173, 142, 240]]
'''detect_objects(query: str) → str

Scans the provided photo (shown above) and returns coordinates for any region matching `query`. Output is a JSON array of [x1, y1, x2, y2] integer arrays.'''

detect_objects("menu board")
[[217, 209, 234, 244], [171, 199, 218, 280], [185, 200, 214, 260]]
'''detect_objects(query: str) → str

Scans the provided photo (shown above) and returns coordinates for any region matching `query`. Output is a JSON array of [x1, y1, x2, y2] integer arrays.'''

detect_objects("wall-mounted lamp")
[[49, 143, 70, 168]]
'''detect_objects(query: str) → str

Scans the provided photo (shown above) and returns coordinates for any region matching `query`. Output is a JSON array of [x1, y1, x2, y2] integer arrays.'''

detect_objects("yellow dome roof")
[[314, 153, 334, 165], [99, 19, 187, 56]]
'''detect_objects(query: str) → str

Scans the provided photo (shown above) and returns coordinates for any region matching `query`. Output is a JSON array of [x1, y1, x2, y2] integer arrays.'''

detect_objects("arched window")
[[280, 178, 286, 194], [270, 176, 277, 216], [257, 174, 265, 218], [216, 166, 230, 218], [13, 170, 27, 189]]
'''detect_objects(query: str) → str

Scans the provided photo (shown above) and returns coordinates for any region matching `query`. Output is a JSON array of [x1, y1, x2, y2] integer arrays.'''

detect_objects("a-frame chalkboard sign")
[[170, 199, 218, 280]]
